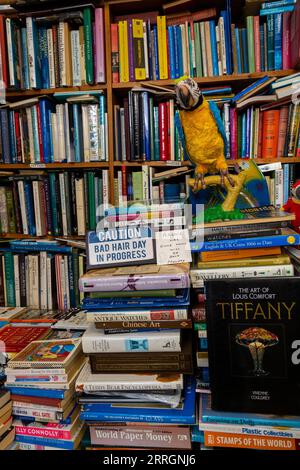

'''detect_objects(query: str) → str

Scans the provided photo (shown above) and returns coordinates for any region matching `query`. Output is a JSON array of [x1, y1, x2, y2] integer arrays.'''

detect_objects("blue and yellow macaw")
[[174, 77, 235, 191]]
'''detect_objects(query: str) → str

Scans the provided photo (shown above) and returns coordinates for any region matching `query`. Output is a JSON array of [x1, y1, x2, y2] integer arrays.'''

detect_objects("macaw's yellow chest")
[[179, 102, 225, 167]]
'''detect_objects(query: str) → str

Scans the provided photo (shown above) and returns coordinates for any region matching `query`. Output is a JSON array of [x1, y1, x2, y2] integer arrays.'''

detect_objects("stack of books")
[[0, 5, 105, 89], [0, 92, 108, 165], [0, 390, 14, 450], [5, 339, 86, 450], [76, 259, 196, 450]]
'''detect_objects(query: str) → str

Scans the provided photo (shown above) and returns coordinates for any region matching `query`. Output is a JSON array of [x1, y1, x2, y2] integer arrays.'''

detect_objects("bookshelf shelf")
[[111, 70, 296, 90], [0, 162, 110, 170], [6, 84, 107, 98], [0, 234, 85, 240]]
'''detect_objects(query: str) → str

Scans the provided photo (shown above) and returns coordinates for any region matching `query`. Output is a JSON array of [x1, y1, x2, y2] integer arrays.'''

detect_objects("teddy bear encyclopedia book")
[[205, 278, 300, 414]]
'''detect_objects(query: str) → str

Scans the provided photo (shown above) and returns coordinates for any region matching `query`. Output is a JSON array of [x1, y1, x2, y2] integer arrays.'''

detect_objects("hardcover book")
[[205, 278, 300, 414], [0, 326, 51, 353]]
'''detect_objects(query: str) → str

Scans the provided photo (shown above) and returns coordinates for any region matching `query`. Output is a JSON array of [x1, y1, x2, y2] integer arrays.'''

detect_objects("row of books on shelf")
[[0, 170, 109, 237], [0, 93, 108, 165], [112, 1, 300, 83], [0, 6, 105, 90]]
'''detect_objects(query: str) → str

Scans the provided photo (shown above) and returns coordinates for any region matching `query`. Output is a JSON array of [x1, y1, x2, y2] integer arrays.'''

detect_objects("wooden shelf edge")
[[0, 234, 85, 240], [0, 162, 110, 170], [112, 70, 295, 89], [6, 84, 107, 98]]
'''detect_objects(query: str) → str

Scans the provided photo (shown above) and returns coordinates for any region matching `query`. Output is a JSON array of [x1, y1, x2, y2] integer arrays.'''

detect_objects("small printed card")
[[155, 229, 192, 265]]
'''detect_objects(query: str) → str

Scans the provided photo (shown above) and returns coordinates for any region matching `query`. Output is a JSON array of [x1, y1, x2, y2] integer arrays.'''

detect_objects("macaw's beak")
[[178, 84, 193, 108]]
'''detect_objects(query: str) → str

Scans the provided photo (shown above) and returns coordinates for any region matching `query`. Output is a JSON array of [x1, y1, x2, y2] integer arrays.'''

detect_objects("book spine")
[[4, 252, 15, 306], [157, 16, 168, 79], [83, 7, 94, 85], [15, 425, 72, 441], [274, 13, 283, 69], [267, 14, 275, 70], [111, 23, 119, 83], [86, 309, 188, 322], [95, 8, 105, 83], [282, 12, 291, 68]]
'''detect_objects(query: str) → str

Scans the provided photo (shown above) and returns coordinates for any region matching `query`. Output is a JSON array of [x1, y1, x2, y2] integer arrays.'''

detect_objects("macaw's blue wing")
[[174, 111, 194, 165], [208, 100, 228, 156]]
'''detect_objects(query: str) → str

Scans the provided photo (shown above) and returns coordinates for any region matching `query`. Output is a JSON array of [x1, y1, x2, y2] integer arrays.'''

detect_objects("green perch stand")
[[194, 205, 245, 224]]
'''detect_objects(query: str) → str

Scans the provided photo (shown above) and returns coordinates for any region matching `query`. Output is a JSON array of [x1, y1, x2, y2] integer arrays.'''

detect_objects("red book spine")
[[0, 15, 8, 87], [257, 111, 264, 159], [111, 23, 119, 83], [11, 395, 63, 408], [282, 12, 291, 69], [166, 100, 171, 159], [261, 110, 280, 159], [14, 111, 22, 163], [277, 105, 289, 157], [159, 102, 169, 161], [230, 108, 238, 159], [35, 104, 44, 162], [121, 164, 127, 201], [253, 16, 261, 72], [290, 0, 300, 68]]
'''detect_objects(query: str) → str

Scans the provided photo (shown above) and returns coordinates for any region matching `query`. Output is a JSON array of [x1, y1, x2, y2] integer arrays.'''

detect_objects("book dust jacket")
[[205, 278, 300, 414]]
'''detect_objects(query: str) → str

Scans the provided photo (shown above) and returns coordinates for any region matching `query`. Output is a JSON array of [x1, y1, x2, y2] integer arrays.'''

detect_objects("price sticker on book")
[[87, 226, 156, 268], [155, 229, 192, 265]]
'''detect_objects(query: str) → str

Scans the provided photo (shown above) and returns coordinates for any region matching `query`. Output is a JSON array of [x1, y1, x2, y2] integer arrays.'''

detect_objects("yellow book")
[[157, 16, 168, 80], [132, 19, 146, 80], [197, 254, 291, 269], [119, 20, 129, 83]]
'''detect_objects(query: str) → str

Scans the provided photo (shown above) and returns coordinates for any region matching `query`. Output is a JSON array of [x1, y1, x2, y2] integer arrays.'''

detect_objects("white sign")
[[155, 229, 192, 265]]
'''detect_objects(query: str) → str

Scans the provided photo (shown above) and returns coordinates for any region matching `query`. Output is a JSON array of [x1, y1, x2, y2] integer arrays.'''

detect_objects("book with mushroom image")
[[205, 278, 300, 415]]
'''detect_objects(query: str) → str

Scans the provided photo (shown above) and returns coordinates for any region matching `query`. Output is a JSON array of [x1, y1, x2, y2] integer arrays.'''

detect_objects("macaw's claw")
[[220, 169, 235, 188], [193, 173, 206, 192]]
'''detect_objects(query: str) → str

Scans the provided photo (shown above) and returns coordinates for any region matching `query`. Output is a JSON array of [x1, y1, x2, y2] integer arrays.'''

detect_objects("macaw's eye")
[[295, 187, 300, 199]]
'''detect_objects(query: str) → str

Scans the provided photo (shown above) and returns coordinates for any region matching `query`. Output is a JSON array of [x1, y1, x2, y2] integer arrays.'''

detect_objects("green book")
[[246, 16, 255, 73], [194, 22, 203, 78], [83, 7, 94, 85], [132, 171, 143, 201], [5, 188, 16, 233], [4, 252, 15, 307], [89, 289, 176, 298], [149, 97, 155, 161], [87, 172, 96, 230], [194, 322, 207, 331]]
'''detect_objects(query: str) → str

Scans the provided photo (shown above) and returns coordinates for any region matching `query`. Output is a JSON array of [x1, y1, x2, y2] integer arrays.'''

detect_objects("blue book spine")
[[23, 181, 36, 236], [152, 25, 159, 80], [38, 27, 49, 89], [246, 108, 251, 158], [31, 106, 40, 163], [260, 5, 295, 15], [39, 99, 51, 163], [274, 13, 283, 69], [9, 242, 72, 253], [209, 20, 219, 76], [175, 25, 184, 76], [21, 28, 30, 89], [241, 112, 247, 158], [8, 110, 17, 163], [232, 76, 270, 102], [73, 104, 81, 162], [142, 92, 150, 161], [99, 94, 106, 161], [31, 19, 42, 89], [191, 231, 300, 252], [241, 28, 249, 73], [48, 173, 59, 236], [0, 109, 11, 163], [146, 21, 152, 80], [80, 411, 195, 424], [47, 105, 54, 163], [173, 26, 180, 78], [167, 26, 175, 79], [15, 435, 76, 450], [5, 387, 66, 399], [283, 164, 290, 204], [259, 24, 265, 72], [262, 0, 295, 8], [235, 28, 242, 74], [221, 10, 232, 75], [188, 24, 193, 77], [68, 254, 76, 308], [267, 14, 275, 70]]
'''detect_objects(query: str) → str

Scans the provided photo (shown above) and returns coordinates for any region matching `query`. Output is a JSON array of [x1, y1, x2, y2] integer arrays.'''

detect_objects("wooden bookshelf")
[[0, 162, 110, 170], [6, 84, 107, 98]]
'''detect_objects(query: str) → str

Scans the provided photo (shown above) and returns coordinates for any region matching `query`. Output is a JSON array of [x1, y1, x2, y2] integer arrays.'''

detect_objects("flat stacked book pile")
[[5, 339, 86, 450], [76, 258, 196, 450], [0, 389, 14, 450]]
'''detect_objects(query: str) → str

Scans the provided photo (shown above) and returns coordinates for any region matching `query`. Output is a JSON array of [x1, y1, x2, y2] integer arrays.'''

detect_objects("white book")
[[56, 104, 66, 162], [104, 112, 108, 161], [142, 165, 149, 201], [79, 255, 84, 304], [88, 104, 100, 161], [191, 264, 294, 287], [215, 24, 222, 75], [199, 22, 208, 77], [13, 255, 21, 307], [64, 255, 70, 310], [0, 187, 8, 233], [75, 177, 86, 236], [180, 24, 188, 77], [46, 256, 52, 310], [12, 401, 64, 412], [32, 181, 42, 236], [249, 106, 254, 159], [47, 28, 56, 88], [117, 170, 123, 206], [51, 113, 59, 162], [275, 168, 284, 207], [25, 255, 30, 307], [12, 407, 59, 421], [31, 106, 40, 162], [196, 352, 209, 368], [19, 114, 25, 163], [26, 17, 37, 88], [5, 18, 15, 87], [102, 169, 109, 207], [82, 325, 181, 354], [40, 251, 48, 310], [27, 255, 33, 307], [218, 16, 227, 75], [59, 173, 68, 236], [71, 30, 81, 87], [143, 21, 149, 79], [86, 308, 188, 323], [253, 108, 260, 159], [81, 104, 90, 162], [31, 255, 40, 308], [17, 181, 28, 234], [58, 21, 66, 86], [148, 166, 154, 201], [25, 107, 35, 163], [75, 362, 183, 393], [63, 103, 71, 162]]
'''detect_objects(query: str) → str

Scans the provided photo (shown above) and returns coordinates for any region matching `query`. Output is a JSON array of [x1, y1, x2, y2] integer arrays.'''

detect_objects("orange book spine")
[[111, 23, 119, 83], [261, 110, 280, 159], [277, 105, 289, 158], [200, 246, 281, 262]]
